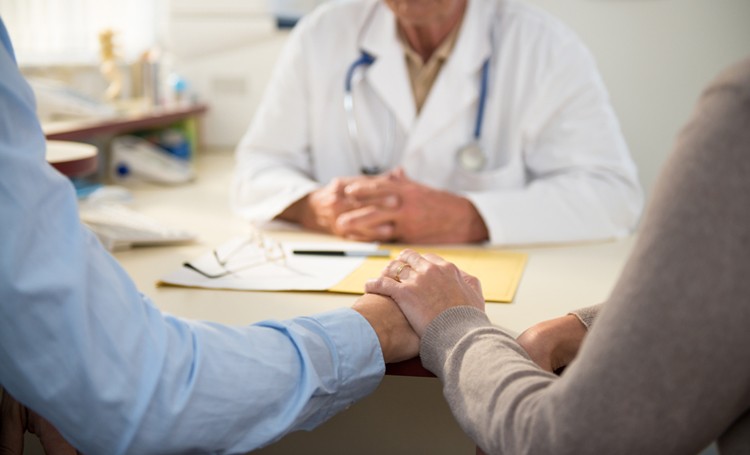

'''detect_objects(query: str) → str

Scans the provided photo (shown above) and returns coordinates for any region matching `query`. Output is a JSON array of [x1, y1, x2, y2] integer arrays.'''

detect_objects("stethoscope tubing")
[[345, 51, 375, 92], [474, 58, 490, 140]]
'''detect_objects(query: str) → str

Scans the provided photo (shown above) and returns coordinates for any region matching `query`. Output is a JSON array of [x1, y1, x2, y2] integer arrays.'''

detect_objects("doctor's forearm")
[[462, 203, 490, 243], [277, 195, 308, 223], [428, 196, 490, 244]]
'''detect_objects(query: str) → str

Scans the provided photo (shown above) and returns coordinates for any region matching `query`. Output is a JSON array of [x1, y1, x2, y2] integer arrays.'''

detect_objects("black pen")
[[292, 249, 391, 257]]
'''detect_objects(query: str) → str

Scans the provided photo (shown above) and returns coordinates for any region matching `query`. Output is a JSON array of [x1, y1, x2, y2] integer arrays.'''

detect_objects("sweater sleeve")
[[568, 303, 602, 329], [420, 57, 750, 455]]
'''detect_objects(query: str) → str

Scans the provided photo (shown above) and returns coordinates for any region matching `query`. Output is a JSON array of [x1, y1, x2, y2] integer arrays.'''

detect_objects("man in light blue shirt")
[[0, 19, 418, 454]]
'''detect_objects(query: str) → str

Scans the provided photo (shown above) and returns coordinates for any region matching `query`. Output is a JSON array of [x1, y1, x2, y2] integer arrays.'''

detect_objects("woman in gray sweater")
[[366, 57, 750, 454]]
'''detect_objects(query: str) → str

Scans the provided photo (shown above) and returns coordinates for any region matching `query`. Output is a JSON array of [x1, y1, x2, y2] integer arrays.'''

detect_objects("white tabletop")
[[115, 149, 634, 335], [111, 149, 635, 454]]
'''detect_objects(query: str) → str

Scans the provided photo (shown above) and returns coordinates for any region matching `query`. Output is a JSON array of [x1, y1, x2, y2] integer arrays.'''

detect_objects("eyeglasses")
[[183, 229, 290, 279]]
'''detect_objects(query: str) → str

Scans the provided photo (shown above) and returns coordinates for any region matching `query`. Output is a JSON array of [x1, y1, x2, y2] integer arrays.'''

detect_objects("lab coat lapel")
[[406, 0, 493, 153], [360, 4, 416, 132]]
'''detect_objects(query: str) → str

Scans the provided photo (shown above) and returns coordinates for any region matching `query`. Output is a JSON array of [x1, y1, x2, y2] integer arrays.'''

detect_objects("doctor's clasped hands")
[[280, 168, 489, 243]]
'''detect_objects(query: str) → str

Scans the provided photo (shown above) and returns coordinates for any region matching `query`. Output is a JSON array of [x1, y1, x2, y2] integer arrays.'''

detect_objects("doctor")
[[232, 0, 643, 245]]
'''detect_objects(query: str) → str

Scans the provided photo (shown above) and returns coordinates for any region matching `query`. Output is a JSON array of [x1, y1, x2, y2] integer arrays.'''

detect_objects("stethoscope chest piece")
[[457, 141, 486, 172]]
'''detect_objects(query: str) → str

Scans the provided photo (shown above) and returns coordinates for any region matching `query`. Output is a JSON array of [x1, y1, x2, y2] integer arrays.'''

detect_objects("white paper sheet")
[[160, 237, 381, 291]]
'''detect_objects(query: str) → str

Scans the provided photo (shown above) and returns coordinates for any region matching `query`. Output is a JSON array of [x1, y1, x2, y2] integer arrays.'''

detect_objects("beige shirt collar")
[[399, 25, 462, 113]]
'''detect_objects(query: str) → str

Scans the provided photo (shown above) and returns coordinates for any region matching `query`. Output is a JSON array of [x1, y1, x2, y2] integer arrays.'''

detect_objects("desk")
[[43, 104, 208, 142], [43, 104, 208, 184], [46, 140, 98, 177], [114, 149, 635, 454]]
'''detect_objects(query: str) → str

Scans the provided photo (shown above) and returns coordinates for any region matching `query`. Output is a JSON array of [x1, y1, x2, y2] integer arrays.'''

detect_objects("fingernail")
[[335, 215, 351, 228], [384, 195, 398, 208]]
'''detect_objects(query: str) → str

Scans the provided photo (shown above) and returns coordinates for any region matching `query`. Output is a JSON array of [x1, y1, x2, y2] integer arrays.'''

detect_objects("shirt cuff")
[[307, 308, 385, 420], [463, 192, 505, 245]]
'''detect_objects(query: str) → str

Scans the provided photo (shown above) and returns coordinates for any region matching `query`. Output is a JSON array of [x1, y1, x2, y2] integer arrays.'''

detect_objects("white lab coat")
[[232, 0, 643, 245]]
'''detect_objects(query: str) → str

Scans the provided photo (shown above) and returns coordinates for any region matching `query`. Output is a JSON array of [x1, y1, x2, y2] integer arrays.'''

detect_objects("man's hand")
[[338, 168, 489, 244], [365, 249, 485, 337], [0, 389, 78, 454], [515, 314, 588, 373], [352, 293, 420, 363]]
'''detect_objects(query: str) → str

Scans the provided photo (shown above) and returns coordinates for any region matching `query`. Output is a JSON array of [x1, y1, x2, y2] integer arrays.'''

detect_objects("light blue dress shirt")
[[0, 20, 384, 454]]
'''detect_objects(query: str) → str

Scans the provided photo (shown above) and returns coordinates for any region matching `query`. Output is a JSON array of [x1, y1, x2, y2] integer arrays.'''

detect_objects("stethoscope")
[[343, 44, 491, 175]]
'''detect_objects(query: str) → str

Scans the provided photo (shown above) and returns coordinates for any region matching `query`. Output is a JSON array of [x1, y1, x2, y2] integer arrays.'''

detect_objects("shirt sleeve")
[[0, 21, 383, 455], [420, 58, 750, 454]]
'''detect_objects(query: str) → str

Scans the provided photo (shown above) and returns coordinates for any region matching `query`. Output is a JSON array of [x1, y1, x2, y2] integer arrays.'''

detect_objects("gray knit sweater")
[[420, 57, 750, 455]]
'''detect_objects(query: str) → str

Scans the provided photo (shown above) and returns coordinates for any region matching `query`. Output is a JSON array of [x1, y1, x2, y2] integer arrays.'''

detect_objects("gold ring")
[[395, 262, 410, 282]]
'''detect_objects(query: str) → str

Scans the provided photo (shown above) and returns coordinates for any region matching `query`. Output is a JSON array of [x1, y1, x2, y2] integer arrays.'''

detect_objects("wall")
[[520, 0, 750, 195], [167, 0, 289, 148]]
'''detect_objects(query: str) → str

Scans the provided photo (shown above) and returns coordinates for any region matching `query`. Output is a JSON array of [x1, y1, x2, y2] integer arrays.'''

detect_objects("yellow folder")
[[329, 246, 527, 303]]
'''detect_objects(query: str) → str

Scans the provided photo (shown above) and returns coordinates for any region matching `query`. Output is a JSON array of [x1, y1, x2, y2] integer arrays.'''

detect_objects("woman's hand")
[[365, 249, 485, 337], [515, 314, 588, 373]]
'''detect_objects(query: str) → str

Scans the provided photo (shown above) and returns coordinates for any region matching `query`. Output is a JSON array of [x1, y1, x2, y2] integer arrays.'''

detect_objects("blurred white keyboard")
[[79, 203, 196, 251]]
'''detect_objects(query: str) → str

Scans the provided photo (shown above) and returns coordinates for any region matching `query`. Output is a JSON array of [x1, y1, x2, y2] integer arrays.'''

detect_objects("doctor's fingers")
[[334, 206, 397, 241], [313, 180, 355, 206], [309, 186, 359, 216], [344, 179, 402, 207], [352, 193, 401, 210], [385, 167, 408, 181], [325, 176, 363, 192]]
